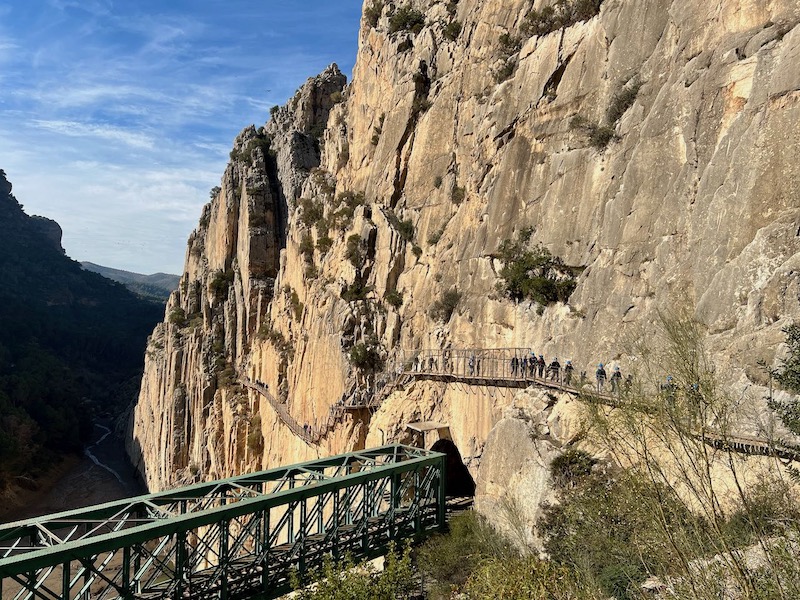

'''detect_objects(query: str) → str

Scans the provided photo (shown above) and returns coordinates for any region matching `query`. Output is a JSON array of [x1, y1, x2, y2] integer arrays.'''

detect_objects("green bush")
[[331, 190, 366, 230], [433, 175, 443, 188], [316, 235, 333, 254], [451, 185, 466, 204], [427, 228, 444, 245], [463, 555, 585, 600], [388, 5, 425, 34], [570, 115, 618, 150], [299, 232, 314, 263], [329, 90, 343, 104], [298, 197, 324, 228], [606, 78, 642, 125], [364, 0, 384, 28], [443, 20, 462, 40], [550, 449, 597, 489], [387, 211, 415, 242], [341, 278, 373, 302], [349, 340, 384, 371], [292, 542, 412, 599], [494, 60, 517, 83], [496, 229, 577, 305], [209, 269, 235, 299], [345, 234, 365, 268], [384, 290, 403, 308], [523, 0, 602, 37], [289, 289, 303, 320], [412, 244, 422, 258], [168, 307, 187, 327], [429, 288, 461, 322], [209, 186, 221, 199], [499, 32, 522, 56], [537, 471, 689, 600], [418, 512, 514, 596]]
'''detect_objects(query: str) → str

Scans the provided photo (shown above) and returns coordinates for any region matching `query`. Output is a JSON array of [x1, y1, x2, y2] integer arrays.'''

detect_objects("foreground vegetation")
[[296, 318, 800, 599]]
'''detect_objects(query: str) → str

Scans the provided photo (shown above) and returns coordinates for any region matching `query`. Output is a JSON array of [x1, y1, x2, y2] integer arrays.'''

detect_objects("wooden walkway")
[[241, 378, 349, 446], [242, 346, 800, 462]]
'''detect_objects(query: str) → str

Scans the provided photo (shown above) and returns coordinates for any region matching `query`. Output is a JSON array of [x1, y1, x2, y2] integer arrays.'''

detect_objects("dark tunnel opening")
[[430, 438, 476, 497]]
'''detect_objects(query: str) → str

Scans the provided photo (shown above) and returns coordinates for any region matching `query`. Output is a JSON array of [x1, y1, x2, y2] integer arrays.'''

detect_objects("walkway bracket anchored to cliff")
[[0, 445, 446, 600]]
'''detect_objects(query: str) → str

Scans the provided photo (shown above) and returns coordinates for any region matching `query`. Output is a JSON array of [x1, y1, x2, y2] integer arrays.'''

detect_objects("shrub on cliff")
[[443, 20, 462, 40], [349, 339, 384, 371], [331, 190, 366, 231], [345, 234, 365, 268], [523, 0, 603, 37], [388, 5, 425, 34], [209, 269, 235, 299], [496, 229, 577, 305], [606, 77, 643, 125], [364, 0, 383, 28], [429, 288, 461, 322]]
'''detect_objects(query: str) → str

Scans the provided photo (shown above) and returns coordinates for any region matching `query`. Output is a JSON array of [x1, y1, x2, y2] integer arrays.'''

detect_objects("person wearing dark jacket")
[[548, 357, 561, 382], [596, 363, 607, 392], [537, 354, 546, 378], [563, 360, 574, 386], [610, 365, 622, 394]]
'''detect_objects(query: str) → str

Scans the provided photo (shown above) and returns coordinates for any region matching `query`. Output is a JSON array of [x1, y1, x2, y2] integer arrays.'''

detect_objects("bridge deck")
[[0, 445, 446, 600]]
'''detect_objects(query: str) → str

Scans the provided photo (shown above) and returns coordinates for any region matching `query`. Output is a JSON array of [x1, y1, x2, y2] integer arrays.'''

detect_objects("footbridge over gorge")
[[0, 445, 446, 600]]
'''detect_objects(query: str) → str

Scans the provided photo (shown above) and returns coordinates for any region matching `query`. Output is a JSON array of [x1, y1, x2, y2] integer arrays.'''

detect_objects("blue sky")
[[0, 0, 363, 274]]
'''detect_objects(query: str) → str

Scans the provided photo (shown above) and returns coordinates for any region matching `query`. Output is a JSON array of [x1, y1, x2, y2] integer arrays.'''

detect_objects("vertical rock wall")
[[131, 0, 800, 492]]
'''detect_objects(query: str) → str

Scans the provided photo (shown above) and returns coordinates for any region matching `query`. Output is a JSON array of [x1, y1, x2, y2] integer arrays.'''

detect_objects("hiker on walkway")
[[511, 355, 519, 377], [548, 357, 561, 382], [661, 375, 677, 400], [596, 363, 607, 392], [610, 366, 622, 394], [625, 373, 633, 391], [537, 354, 546, 378], [563, 360, 574, 386], [468, 354, 475, 376], [521, 355, 528, 378]]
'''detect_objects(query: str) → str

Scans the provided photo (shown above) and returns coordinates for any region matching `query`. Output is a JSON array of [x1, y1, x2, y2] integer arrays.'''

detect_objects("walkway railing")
[[241, 378, 351, 446], [0, 445, 446, 600], [386, 347, 590, 395]]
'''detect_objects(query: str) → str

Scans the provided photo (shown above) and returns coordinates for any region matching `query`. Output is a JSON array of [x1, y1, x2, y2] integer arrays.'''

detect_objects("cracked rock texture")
[[130, 0, 800, 496]]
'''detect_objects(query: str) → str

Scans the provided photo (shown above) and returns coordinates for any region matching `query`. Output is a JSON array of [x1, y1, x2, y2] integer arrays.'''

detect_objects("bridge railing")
[[388, 347, 572, 383], [0, 445, 446, 600]]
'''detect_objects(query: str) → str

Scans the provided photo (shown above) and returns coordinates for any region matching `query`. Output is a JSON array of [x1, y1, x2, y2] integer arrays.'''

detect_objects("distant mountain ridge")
[[81, 262, 179, 302]]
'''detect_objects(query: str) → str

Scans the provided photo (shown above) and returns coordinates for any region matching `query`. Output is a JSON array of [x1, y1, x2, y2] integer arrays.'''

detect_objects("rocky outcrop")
[[30, 216, 64, 254], [131, 0, 800, 493]]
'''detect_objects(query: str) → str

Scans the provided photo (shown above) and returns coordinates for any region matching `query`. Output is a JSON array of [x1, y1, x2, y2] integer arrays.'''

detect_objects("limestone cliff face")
[[131, 0, 800, 491]]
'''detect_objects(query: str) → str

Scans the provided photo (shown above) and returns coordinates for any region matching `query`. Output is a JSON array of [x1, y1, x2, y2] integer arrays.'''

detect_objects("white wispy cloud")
[[31, 119, 156, 149]]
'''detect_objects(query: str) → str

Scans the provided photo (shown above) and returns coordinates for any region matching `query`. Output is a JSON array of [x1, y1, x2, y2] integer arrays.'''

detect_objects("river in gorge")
[[1, 419, 146, 523]]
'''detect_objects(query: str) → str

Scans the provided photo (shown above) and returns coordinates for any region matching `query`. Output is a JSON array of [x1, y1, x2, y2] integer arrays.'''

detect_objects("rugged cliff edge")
[[129, 0, 800, 492]]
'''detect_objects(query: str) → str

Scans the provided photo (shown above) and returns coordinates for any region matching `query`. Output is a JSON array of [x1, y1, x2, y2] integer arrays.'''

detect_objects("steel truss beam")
[[0, 445, 446, 600]]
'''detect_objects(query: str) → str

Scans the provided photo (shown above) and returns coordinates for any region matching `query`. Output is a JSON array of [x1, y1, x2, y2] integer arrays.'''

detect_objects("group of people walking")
[[511, 353, 629, 395], [510, 354, 575, 385], [405, 348, 635, 396]]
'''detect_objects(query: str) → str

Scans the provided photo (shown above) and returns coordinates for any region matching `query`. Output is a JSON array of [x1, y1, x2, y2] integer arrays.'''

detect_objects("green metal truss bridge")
[[0, 445, 446, 600]]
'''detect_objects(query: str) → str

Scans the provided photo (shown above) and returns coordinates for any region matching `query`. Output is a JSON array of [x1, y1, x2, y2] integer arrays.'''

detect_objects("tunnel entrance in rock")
[[430, 438, 476, 497]]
